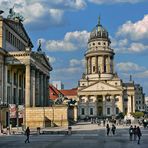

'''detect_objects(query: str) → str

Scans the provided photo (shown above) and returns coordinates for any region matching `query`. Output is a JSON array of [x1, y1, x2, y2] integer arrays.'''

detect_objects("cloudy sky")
[[1, 0, 148, 95]]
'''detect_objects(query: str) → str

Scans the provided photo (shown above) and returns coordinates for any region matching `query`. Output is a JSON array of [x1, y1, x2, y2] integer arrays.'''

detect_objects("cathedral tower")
[[85, 17, 115, 80]]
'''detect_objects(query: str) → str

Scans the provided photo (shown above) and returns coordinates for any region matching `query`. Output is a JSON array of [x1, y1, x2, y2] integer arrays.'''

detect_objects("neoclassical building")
[[0, 10, 52, 127], [78, 18, 145, 119]]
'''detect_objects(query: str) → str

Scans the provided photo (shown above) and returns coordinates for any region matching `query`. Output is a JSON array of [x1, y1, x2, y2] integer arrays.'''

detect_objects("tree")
[[131, 112, 144, 118]]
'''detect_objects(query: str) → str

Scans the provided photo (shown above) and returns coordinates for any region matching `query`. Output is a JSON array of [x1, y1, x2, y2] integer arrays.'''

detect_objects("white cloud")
[[127, 43, 148, 52], [116, 15, 148, 40], [111, 36, 148, 53], [0, 0, 86, 28], [45, 30, 90, 52], [116, 62, 145, 72], [88, 0, 146, 4], [48, 9, 64, 25], [46, 56, 56, 64], [134, 70, 148, 78], [69, 59, 85, 67], [55, 67, 82, 74]]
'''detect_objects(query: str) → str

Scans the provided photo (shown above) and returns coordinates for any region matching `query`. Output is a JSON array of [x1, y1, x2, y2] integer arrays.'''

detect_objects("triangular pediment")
[[4, 19, 33, 47], [31, 52, 52, 71], [80, 81, 122, 92]]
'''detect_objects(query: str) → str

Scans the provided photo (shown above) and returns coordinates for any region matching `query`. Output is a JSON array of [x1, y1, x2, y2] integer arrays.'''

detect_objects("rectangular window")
[[7, 86, 10, 104], [107, 108, 110, 115], [19, 75, 22, 87], [13, 88, 16, 104], [14, 73, 17, 85], [7, 70, 11, 83], [19, 89, 22, 104], [90, 108, 93, 115], [93, 66, 95, 72], [81, 108, 85, 115], [116, 107, 119, 114]]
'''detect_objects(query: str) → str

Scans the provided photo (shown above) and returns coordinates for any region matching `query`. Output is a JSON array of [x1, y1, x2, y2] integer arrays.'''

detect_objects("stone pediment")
[[80, 81, 122, 92], [4, 19, 33, 47], [31, 52, 52, 71]]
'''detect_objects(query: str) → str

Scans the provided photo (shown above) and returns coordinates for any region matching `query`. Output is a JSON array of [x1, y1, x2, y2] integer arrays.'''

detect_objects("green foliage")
[[116, 112, 125, 119], [131, 112, 144, 118]]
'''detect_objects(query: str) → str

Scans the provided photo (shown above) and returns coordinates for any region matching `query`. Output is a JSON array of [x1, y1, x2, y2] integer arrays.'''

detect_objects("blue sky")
[[1, 0, 148, 95]]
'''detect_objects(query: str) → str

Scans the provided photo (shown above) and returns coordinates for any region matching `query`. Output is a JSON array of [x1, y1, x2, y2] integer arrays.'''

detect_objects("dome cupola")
[[89, 17, 110, 42]]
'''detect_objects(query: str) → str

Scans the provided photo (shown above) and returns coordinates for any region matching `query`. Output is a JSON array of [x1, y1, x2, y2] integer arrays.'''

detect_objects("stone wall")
[[24, 105, 69, 128]]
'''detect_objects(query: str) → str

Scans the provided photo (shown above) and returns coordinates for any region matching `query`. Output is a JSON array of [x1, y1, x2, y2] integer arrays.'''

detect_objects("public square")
[[0, 123, 148, 148]]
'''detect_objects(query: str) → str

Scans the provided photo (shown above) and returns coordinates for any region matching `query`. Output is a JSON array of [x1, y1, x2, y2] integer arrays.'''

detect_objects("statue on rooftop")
[[37, 40, 42, 52], [7, 7, 24, 22]]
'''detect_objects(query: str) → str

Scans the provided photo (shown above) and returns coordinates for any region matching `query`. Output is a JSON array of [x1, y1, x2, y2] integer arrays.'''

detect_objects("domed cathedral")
[[78, 17, 145, 119]]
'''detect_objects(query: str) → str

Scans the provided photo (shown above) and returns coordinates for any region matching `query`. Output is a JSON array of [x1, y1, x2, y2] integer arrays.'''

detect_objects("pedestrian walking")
[[103, 119, 106, 127], [111, 124, 116, 135], [106, 124, 110, 136], [25, 127, 30, 143], [129, 125, 133, 141], [133, 125, 137, 141], [137, 126, 142, 144]]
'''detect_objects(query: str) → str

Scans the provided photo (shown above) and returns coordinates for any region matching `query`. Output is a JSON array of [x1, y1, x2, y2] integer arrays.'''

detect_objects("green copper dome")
[[89, 17, 109, 41]]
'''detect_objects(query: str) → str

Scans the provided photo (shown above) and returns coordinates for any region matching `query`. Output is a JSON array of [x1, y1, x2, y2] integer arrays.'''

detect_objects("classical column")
[[25, 64, 31, 107], [103, 95, 106, 116], [0, 63, 3, 100], [4, 65, 7, 104], [40, 73, 43, 106], [102, 56, 104, 73], [119, 95, 124, 113], [127, 95, 131, 114], [111, 95, 115, 116], [95, 56, 98, 74], [132, 95, 135, 113], [90, 57, 92, 74], [35, 71, 40, 106], [88, 57, 90, 74], [46, 76, 49, 106], [107, 56, 110, 73], [31, 68, 36, 107], [43, 75, 46, 106]]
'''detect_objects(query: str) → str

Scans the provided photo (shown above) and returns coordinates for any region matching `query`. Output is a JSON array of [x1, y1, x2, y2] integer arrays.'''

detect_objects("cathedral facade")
[[78, 18, 145, 119]]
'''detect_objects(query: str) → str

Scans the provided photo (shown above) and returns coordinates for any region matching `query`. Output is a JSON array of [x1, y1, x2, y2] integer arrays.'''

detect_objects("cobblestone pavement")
[[0, 123, 148, 148]]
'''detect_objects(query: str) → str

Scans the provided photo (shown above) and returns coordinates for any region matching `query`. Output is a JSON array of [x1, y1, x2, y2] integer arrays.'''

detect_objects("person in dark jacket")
[[137, 126, 142, 144], [129, 125, 133, 141], [25, 127, 30, 143], [133, 125, 137, 141], [106, 124, 110, 136], [111, 124, 116, 135]]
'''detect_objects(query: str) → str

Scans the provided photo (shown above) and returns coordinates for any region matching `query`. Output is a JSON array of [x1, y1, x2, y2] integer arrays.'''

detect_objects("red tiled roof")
[[49, 84, 64, 100], [60, 88, 77, 96], [49, 85, 77, 100]]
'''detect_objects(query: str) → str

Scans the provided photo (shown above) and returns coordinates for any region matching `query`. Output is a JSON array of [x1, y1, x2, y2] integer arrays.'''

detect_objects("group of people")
[[106, 124, 142, 145], [106, 124, 116, 136], [129, 125, 142, 144]]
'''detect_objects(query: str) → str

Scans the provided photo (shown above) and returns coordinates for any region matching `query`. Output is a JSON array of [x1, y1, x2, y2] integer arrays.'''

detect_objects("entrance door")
[[6, 112, 9, 127], [97, 95, 103, 117]]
